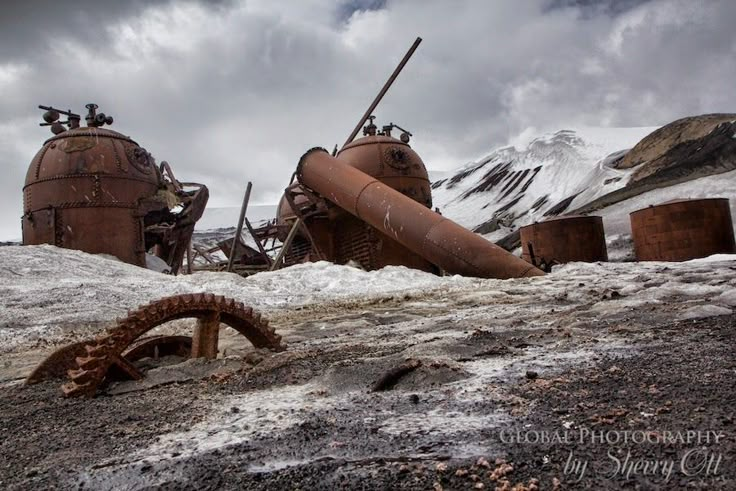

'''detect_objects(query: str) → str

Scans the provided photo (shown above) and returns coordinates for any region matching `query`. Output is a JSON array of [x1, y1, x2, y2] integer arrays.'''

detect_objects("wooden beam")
[[270, 218, 301, 271], [227, 181, 252, 272], [192, 312, 220, 359]]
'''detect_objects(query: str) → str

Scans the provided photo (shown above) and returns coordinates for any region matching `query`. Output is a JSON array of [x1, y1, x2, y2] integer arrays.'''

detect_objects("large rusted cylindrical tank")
[[22, 127, 161, 266], [296, 148, 543, 279], [277, 133, 437, 272], [630, 198, 736, 261], [520, 216, 608, 269]]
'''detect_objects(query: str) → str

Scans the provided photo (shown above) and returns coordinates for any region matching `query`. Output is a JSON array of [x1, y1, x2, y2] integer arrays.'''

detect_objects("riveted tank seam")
[[54, 211, 63, 247], [111, 138, 123, 173], [33, 144, 49, 180], [23, 173, 161, 189], [353, 180, 379, 221], [43, 130, 140, 146]]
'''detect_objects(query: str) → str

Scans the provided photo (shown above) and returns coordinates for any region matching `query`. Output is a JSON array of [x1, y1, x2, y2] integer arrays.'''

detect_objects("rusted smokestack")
[[296, 148, 544, 279]]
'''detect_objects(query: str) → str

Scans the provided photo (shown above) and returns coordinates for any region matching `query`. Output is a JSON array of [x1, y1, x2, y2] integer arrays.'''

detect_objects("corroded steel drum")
[[22, 127, 161, 266], [520, 215, 608, 268], [630, 198, 736, 261]]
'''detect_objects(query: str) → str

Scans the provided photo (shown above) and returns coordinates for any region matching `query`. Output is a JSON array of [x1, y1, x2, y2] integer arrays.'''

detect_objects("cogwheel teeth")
[[61, 293, 285, 398]]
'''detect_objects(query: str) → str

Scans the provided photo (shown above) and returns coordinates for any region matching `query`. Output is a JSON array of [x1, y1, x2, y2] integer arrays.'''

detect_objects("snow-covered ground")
[[2, 245, 735, 486], [0, 245, 477, 355], [2, 245, 735, 357]]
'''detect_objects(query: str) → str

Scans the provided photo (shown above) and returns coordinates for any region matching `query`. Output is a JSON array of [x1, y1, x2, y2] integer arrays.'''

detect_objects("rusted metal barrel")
[[520, 216, 607, 269], [296, 148, 543, 279], [630, 198, 736, 261]]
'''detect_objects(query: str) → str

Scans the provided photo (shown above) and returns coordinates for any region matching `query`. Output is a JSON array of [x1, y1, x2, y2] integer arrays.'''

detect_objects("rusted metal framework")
[[630, 198, 736, 261], [520, 216, 608, 271], [23, 104, 207, 274], [293, 147, 542, 279]]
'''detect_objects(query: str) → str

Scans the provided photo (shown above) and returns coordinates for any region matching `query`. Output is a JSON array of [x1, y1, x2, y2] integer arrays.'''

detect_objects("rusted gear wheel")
[[61, 293, 284, 397], [27, 336, 192, 385]]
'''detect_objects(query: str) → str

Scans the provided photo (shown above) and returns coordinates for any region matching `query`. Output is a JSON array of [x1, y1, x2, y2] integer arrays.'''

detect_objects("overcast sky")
[[2, 0, 735, 240]]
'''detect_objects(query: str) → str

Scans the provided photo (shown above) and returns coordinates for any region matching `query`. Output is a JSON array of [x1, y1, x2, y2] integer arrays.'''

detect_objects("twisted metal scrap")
[[61, 293, 285, 397]]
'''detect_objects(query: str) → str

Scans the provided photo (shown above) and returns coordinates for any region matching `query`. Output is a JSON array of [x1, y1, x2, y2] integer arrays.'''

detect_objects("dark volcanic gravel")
[[498, 314, 736, 490], [0, 313, 733, 490]]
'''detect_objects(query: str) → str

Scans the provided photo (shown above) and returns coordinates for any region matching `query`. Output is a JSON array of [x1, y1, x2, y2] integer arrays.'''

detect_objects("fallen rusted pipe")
[[296, 148, 544, 279]]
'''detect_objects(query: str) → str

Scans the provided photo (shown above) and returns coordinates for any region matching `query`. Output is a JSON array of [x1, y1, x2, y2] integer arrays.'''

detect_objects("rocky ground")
[[0, 305, 733, 489], [0, 250, 734, 489]]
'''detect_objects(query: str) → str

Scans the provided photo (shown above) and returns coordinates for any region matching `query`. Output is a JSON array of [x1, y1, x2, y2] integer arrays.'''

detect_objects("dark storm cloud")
[[0, 1, 166, 60], [2, 0, 735, 239], [337, 0, 387, 21], [545, 0, 653, 16]]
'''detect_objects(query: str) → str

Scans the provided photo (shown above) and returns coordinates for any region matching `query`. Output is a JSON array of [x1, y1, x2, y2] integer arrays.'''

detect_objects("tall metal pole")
[[341, 37, 422, 149], [226, 181, 252, 273]]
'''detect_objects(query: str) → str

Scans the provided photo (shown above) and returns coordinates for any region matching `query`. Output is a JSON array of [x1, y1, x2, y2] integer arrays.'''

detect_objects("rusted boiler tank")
[[277, 121, 438, 273], [630, 198, 736, 261], [275, 118, 542, 279], [22, 104, 208, 273]]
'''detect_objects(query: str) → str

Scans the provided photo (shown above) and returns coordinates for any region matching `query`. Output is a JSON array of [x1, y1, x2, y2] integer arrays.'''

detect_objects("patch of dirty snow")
[[715, 289, 736, 306], [0, 245, 479, 353], [678, 305, 733, 321]]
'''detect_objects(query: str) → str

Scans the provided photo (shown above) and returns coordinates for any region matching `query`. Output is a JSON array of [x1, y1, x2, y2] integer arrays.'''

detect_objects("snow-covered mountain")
[[431, 119, 736, 259], [431, 127, 658, 242]]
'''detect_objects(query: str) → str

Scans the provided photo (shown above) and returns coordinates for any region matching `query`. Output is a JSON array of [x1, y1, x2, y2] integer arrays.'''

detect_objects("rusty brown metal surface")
[[296, 148, 543, 279], [60, 293, 285, 397], [23, 126, 159, 265], [122, 335, 193, 361], [630, 198, 736, 261], [273, 134, 439, 273], [23, 104, 208, 273], [520, 216, 608, 270], [192, 311, 220, 359], [25, 340, 91, 384], [337, 135, 432, 208], [25, 335, 194, 385]]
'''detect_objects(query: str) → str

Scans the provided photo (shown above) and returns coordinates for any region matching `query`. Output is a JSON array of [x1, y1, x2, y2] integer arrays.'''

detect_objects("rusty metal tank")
[[296, 147, 543, 278], [277, 127, 437, 272], [629, 198, 736, 261], [520, 215, 608, 270], [23, 107, 161, 266], [277, 133, 432, 219], [335, 133, 432, 208]]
